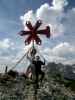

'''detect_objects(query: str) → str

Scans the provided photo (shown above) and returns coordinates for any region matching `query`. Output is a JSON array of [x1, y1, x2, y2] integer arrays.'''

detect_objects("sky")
[[0, 0, 75, 72]]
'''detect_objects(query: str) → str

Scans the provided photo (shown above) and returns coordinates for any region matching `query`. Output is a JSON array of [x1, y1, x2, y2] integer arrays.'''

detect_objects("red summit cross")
[[18, 20, 51, 45]]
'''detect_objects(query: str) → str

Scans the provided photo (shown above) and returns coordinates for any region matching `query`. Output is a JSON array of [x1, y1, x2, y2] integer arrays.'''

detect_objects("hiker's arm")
[[41, 59, 45, 65]]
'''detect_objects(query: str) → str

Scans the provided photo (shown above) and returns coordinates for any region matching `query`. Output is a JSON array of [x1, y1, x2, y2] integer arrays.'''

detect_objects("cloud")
[[19, 0, 75, 65], [52, 0, 68, 10], [0, 38, 15, 69], [52, 42, 75, 56], [62, 8, 75, 34], [20, 2, 65, 37], [20, 10, 36, 30], [0, 40, 75, 73], [0, 38, 32, 72], [20, 0, 75, 38], [0, 38, 14, 49], [39, 42, 75, 64]]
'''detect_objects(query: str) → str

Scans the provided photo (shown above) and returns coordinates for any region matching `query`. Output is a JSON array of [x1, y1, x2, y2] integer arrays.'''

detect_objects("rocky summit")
[[0, 63, 75, 100]]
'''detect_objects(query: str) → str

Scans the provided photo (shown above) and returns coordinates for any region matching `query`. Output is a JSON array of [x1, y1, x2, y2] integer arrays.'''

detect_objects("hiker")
[[33, 56, 45, 84]]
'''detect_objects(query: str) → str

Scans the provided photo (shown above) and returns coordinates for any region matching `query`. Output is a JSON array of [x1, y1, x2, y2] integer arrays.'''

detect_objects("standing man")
[[33, 56, 45, 84]]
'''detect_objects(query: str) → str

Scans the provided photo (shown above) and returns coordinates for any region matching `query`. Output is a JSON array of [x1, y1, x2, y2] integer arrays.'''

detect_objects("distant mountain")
[[47, 62, 75, 80]]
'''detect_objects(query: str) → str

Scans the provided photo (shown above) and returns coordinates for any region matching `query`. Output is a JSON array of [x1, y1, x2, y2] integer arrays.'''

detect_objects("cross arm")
[[35, 35, 41, 45], [26, 21, 33, 30], [37, 26, 51, 38], [25, 35, 32, 45], [34, 20, 42, 31], [18, 30, 32, 36]]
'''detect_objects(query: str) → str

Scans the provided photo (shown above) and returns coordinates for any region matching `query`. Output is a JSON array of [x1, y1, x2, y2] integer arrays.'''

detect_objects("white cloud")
[[0, 38, 16, 71], [38, 42, 75, 64], [6, 41, 75, 70], [52, 0, 68, 10], [20, 0, 75, 37], [62, 8, 75, 34], [0, 38, 14, 49], [0, 40, 75, 73], [19, 0, 75, 65], [52, 42, 75, 56], [20, 10, 36, 30], [20, 3, 65, 37]]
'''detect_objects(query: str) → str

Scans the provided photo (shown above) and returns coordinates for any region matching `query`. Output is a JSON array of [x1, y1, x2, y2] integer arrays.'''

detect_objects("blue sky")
[[0, 0, 75, 40], [0, 0, 51, 38], [0, 0, 75, 72]]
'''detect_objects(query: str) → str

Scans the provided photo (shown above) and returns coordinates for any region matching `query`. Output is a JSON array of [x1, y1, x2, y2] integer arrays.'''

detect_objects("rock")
[[0, 63, 75, 100]]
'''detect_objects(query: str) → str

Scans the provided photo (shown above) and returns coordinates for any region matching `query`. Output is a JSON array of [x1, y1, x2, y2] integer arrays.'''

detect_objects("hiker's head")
[[35, 56, 40, 61]]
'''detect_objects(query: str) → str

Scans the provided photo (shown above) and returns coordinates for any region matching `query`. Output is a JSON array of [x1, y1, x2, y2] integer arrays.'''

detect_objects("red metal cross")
[[18, 20, 51, 45]]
